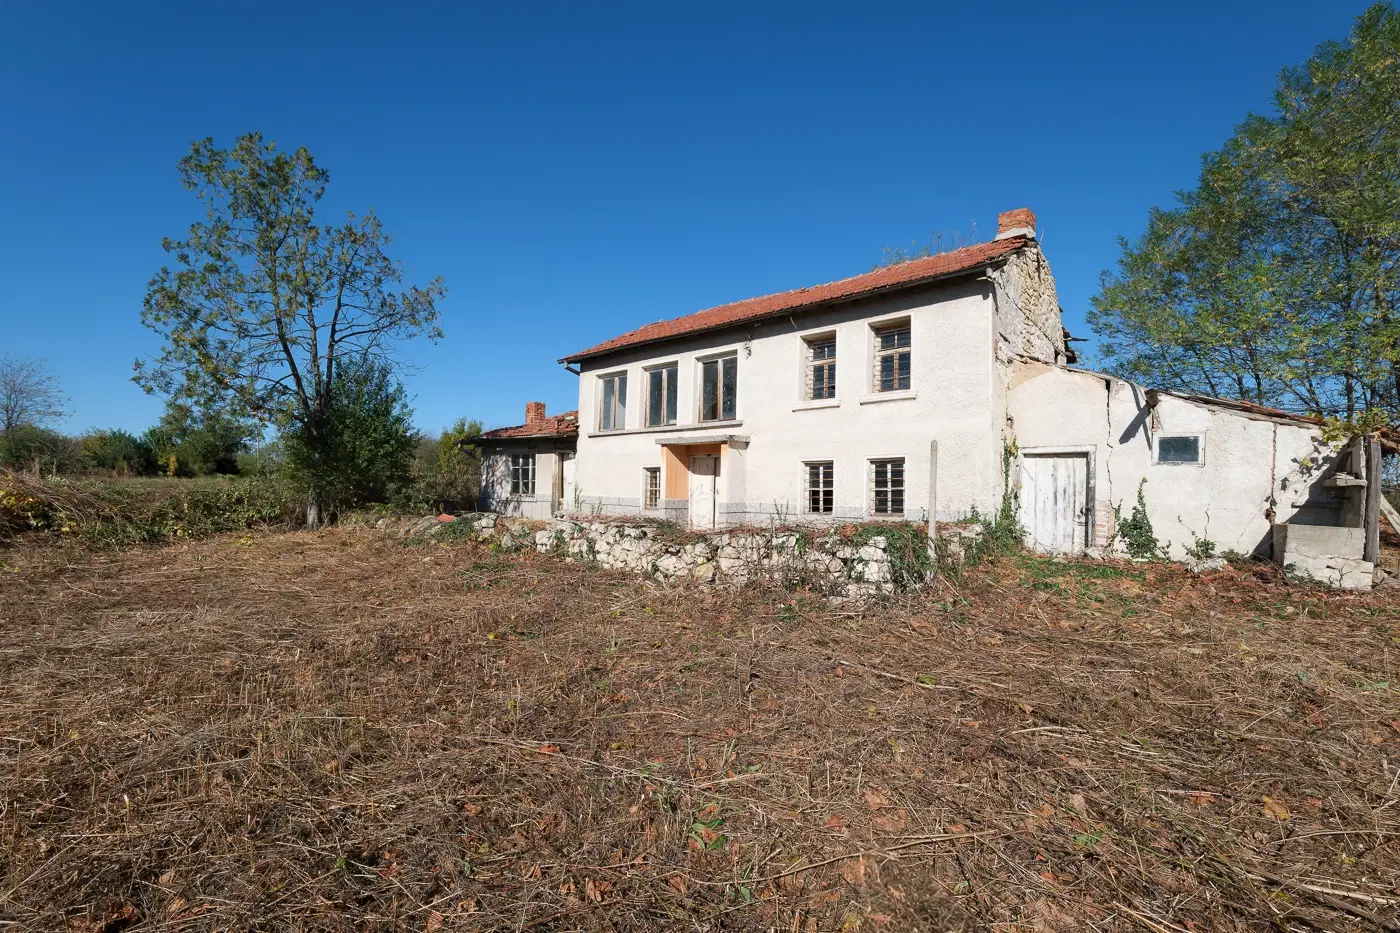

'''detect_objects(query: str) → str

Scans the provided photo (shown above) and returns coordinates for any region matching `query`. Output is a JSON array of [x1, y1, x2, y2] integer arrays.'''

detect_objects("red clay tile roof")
[[561, 235, 1030, 363], [480, 411, 579, 441]]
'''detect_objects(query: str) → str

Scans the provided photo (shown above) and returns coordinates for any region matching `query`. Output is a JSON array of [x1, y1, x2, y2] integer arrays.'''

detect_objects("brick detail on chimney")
[[525, 401, 546, 424], [996, 208, 1036, 240]]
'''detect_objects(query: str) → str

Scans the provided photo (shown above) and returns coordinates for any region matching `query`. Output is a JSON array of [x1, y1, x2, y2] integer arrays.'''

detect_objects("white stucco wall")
[[480, 442, 564, 520], [571, 277, 1009, 526], [1007, 364, 1340, 558]]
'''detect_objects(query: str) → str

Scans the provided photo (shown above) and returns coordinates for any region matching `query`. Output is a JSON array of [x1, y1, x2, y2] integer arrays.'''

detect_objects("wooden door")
[[688, 455, 719, 530], [558, 453, 576, 516], [1019, 453, 1089, 554]]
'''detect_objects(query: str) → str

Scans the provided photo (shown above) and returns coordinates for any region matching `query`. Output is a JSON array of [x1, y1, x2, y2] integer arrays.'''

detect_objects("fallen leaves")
[[1261, 796, 1291, 821]]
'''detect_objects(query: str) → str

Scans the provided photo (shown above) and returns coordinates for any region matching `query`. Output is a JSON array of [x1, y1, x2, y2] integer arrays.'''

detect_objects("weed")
[[1114, 479, 1163, 560]]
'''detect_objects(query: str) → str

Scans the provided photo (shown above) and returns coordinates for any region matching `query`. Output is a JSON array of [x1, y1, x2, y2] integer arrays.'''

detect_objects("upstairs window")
[[805, 461, 834, 514], [870, 458, 905, 515], [510, 453, 536, 495], [599, 372, 627, 431], [646, 363, 679, 427], [1156, 434, 1202, 464], [805, 334, 837, 400], [872, 321, 911, 393], [643, 467, 661, 509], [700, 355, 738, 422]]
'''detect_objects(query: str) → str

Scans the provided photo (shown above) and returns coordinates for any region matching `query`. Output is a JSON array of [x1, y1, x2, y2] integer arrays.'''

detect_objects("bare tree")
[[0, 356, 68, 435]]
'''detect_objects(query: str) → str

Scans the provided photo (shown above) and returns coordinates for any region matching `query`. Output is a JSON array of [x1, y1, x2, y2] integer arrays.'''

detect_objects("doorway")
[[688, 455, 720, 530], [1018, 450, 1092, 554]]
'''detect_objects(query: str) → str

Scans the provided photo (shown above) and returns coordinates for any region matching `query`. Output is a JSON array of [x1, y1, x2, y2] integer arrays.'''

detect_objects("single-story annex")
[[479, 209, 1386, 588]]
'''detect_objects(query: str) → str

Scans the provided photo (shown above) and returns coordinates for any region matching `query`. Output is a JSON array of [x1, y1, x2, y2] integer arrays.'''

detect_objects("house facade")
[[477, 207, 1374, 580]]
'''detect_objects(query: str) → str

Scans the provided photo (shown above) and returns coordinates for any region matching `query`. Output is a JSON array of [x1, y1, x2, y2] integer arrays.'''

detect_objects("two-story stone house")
[[479, 208, 1377, 582]]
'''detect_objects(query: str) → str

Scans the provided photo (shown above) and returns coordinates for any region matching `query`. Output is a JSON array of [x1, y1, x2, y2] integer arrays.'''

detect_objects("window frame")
[[804, 460, 835, 515], [643, 466, 661, 510], [644, 362, 680, 428], [869, 457, 906, 517], [510, 452, 536, 496], [597, 371, 628, 432], [698, 352, 739, 423], [1154, 433, 1205, 466], [870, 319, 912, 394], [803, 332, 837, 402]]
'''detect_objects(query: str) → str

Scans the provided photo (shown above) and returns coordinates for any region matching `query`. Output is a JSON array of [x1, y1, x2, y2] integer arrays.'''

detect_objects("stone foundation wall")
[[395, 512, 951, 600]]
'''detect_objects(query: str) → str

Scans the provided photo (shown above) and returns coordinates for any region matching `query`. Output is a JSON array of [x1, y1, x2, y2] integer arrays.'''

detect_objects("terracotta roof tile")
[[480, 411, 579, 441], [561, 235, 1029, 363]]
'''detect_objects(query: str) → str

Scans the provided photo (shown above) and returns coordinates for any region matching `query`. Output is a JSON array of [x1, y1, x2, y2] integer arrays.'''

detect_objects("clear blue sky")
[[0, 1, 1375, 435]]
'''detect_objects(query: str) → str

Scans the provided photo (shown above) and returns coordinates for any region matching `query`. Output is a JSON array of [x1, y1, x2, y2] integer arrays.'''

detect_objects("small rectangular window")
[[872, 322, 911, 393], [646, 364, 678, 427], [643, 467, 661, 509], [870, 458, 905, 515], [805, 461, 834, 514], [700, 355, 738, 422], [599, 372, 627, 431], [805, 335, 836, 401], [510, 453, 536, 495], [1157, 435, 1202, 464]]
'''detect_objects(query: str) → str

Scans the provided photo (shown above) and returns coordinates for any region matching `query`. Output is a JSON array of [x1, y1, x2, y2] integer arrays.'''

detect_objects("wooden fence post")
[[1364, 435, 1382, 564]]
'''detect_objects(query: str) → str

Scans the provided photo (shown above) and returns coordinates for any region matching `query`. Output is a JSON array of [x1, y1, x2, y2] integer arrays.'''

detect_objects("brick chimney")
[[995, 207, 1037, 241], [525, 401, 546, 424]]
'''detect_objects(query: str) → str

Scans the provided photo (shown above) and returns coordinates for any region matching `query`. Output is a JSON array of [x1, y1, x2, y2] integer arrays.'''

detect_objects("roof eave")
[[558, 259, 1006, 366]]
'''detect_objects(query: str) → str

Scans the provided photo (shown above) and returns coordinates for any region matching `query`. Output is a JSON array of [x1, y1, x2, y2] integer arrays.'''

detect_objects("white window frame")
[[869, 457, 906, 517], [510, 452, 536, 496], [597, 371, 628, 432], [870, 318, 912, 394], [1154, 432, 1205, 467], [698, 352, 739, 423], [803, 333, 837, 402], [804, 460, 834, 514], [643, 466, 661, 510], [644, 362, 679, 428]]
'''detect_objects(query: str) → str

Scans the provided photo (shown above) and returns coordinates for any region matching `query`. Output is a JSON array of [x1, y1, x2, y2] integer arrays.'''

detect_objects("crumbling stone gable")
[[993, 246, 1067, 365]]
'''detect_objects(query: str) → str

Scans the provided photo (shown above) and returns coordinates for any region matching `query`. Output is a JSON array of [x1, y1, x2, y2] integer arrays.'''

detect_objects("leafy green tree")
[[80, 430, 157, 476], [144, 401, 257, 477], [281, 361, 417, 514], [0, 426, 82, 476], [1090, 3, 1400, 426], [136, 133, 445, 523], [411, 417, 483, 511]]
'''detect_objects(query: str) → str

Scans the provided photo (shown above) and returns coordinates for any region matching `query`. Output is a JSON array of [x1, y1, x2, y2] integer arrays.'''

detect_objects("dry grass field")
[[1, 527, 1398, 931]]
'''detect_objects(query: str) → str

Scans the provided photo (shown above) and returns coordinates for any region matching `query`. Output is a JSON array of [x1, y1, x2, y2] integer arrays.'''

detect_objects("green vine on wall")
[[1113, 479, 1162, 560]]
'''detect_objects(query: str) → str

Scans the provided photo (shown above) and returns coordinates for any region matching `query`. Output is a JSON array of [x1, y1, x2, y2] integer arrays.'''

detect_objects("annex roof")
[[479, 410, 579, 442], [560, 235, 1031, 364]]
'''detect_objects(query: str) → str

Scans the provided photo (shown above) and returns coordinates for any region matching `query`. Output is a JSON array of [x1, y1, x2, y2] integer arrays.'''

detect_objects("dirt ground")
[[0, 528, 1398, 932]]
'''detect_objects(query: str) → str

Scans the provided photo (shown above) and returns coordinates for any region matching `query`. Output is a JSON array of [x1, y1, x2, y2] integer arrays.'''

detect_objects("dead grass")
[[0, 529, 1398, 931]]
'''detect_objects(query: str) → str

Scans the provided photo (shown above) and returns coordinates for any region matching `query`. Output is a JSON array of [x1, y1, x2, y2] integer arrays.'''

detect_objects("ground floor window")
[[643, 466, 661, 509], [870, 458, 904, 515], [510, 453, 536, 495], [805, 461, 834, 514]]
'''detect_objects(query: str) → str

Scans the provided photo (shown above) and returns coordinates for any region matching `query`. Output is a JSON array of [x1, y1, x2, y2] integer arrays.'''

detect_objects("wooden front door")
[[688, 455, 719, 530], [1019, 453, 1090, 554], [558, 452, 576, 516]]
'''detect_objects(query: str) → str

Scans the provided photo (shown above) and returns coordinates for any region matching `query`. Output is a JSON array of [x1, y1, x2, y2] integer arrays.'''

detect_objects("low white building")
[[478, 403, 578, 520], [483, 208, 1379, 583]]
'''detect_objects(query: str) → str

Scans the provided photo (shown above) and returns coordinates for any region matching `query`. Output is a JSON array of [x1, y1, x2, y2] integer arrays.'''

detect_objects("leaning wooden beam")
[[1363, 436, 1382, 564], [1379, 493, 1400, 538]]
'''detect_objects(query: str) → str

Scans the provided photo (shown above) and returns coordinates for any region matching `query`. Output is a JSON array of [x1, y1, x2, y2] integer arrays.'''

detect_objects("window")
[[1156, 434, 1202, 464], [872, 321, 911, 393], [646, 364, 679, 427], [870, 458, 905, 515], [700, 355, 738, 422], [805, 461, 834, 514], [599, 372, 627, 431], [510, 453, 536, 495], [643, 467, 661, 509], [805, 335, 837, 400]]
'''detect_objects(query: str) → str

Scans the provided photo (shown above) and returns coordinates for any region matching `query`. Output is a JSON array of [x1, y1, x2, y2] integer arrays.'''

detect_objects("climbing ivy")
[[1113, 479, 1162, 560]]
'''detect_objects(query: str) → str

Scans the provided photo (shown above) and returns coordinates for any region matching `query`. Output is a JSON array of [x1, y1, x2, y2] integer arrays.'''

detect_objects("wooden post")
[[927, 440, 939, 548], [1364, 435, 1382, 564]]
